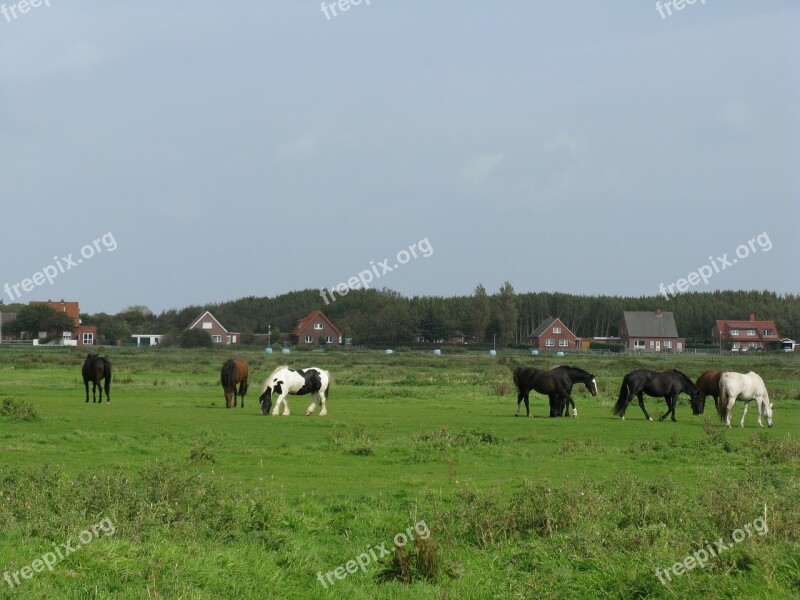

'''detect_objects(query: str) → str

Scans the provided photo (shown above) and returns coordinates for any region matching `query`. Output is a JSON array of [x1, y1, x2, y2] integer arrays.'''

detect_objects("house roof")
[[622, 311, 680, 338], [291, 310, 341, 336], [187, 310, 228, 333], [529, 317, 572, 338], [715, 319, 778, 331]]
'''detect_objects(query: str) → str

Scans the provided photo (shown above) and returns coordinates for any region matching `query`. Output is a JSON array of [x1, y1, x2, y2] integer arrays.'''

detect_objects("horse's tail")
[[612, 377, 629, 416], [103, 357, 111, 395], [221, 360, 235, 390], [512, 367, 523, 392], [717, 376, 729, 422]]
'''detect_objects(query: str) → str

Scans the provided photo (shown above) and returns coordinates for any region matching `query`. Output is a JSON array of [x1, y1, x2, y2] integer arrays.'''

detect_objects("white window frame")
[[82, 333, 93, 345], [212, 335, 221, 343], [762, 329, 773, 336], [552, 327, 561, 334], [730, 329, 739, 336], [664, 340, 672, 349], [326, 336, 333, 344], [747, 329, 756, 337], [305, 335, 313, 344], [559, 339, 569, 347], [732, 341, 741, 349], [634, 340, 645, 349], [649, 341, 655, 349], [313, 323, 323, 330], [749, 341, 758, 349], [202, 322, 213, 330], [545, 339, 555, 347]]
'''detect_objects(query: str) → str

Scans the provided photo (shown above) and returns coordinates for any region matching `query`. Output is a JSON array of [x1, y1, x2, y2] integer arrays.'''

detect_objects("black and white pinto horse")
[[716, 371, 773, 428], [513, 366, 598, 418], [613, 369, 701, 422], [259, 366, 331, 416]]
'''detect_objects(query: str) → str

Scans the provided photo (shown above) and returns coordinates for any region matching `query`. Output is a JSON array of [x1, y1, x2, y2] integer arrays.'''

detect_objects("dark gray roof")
[[622, 311, 680, 338], [530, 317, 565, 337]]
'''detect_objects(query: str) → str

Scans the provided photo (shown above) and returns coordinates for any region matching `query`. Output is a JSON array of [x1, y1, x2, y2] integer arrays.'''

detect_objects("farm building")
[[711, 314, 781, 351], [131, 334, 165, 347], [29, 300, 97, 346], [288, 310, 341, 345], [187, 310, 240, 345], [619, 310, 685, 352], [524, 317, 581, 351]]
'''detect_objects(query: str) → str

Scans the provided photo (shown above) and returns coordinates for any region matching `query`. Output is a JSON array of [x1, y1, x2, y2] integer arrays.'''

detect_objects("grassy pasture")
[[0, 347, 798, 599]]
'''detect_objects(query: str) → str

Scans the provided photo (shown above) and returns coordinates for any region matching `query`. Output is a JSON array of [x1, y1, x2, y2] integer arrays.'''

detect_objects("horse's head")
[[260, 379, 283, 416], [764, 398, 774, 428], [585, 376, 598, 397], [689, 387, 703, 416]]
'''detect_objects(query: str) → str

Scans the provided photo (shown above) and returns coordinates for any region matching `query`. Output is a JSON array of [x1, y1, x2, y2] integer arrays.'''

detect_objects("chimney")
[[750, 314, 755, 322]]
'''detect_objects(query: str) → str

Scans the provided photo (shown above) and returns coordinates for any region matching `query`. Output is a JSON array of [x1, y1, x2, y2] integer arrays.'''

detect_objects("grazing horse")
[[220, 358, 249, 408], [695, 369, 726, 414], [259, 366, 330, 416], [717, 371, 773, 428], [513, 366, 598, 418], [82, 353, 111, 403], [613, 369, 700, 422]]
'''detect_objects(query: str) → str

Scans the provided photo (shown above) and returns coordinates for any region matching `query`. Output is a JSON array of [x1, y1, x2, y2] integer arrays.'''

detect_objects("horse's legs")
[[305, 392, 319, 416], [659, 395, 676, 422], [739, 399, 749, 428], [636, 392, 653, 421], [92, 381, 98, 403], [104, 377, 110, 403], [239, 381, 246, 408], [319, 388, 328, 416], [85, 380, 90, 403], [515, 390, 523, 417], [524, 394, 531, 418], [272, 393, 290, 416]]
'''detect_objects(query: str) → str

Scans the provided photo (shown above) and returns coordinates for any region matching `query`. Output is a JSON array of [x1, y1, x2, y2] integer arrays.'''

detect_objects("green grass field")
[[1, 347, 798, 599]]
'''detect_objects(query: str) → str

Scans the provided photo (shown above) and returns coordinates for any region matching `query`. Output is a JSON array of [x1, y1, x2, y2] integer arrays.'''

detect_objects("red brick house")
[[524, 317, 581, 351], [712, 314, 780, 351], [30, 300, 97, 346], [187, 310, 240, 345], [619, 310, 685, 352], [289, 311, 341, 345]]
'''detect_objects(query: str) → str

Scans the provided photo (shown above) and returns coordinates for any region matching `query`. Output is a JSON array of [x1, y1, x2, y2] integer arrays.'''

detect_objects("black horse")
[[82, 353, 111, 403], [513, 366, 598, 418], [612, 369, 700, 422]]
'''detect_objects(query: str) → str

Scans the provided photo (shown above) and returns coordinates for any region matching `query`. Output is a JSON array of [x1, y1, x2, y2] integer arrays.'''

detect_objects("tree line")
[[3, 288, 798, 347]]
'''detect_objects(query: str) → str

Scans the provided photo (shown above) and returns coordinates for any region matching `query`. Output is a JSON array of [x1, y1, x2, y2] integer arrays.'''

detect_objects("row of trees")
[[4, 288, 798, 347]]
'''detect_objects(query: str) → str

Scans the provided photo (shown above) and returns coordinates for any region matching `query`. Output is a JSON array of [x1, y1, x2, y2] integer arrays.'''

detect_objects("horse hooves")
[[648, 417, 653, 421]]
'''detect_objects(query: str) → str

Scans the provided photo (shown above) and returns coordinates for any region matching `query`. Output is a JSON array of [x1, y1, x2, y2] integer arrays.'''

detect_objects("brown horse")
[[695, 369, 725, 414], [82, 353, 111, 403], [221, 358, 248, 408]]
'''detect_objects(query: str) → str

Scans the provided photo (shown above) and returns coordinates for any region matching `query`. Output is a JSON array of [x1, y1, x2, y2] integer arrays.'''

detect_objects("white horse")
[[717, 371, 773, 428], [259, 366, 330, 416]]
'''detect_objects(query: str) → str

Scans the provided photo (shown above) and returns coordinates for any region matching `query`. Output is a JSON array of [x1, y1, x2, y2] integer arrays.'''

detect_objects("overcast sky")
[[1, 1, 798, 314]]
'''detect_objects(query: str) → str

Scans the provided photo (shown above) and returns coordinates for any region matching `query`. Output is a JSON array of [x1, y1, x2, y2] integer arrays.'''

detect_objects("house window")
[[553, 327, 561, 334], [559, 339, 569, 347], [545, 339, 555, 347], [664, 341, 672, 349], [202, 322, 213, 330], [762, 329, 773, 336], [212, 335, 221, 343], [82, 333, 93, 345], [305, 336, 313, 344], [649, 341, 655, 348], [326, 336, 333, 344], [226, 335, 231, 344], [732, 342, 741, 349], [634, 340, 645, 349], [747, 329, 756, 336], [314, 323, 323, 330], [749, 342, 758, 349], [730, 329, 739, 336], [231, 335, 237, 343]]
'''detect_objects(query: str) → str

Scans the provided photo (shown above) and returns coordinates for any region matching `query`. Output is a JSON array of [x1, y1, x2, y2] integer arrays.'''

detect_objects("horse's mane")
[[265, 365, 290, 383], [671, 369, 694, 385]]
